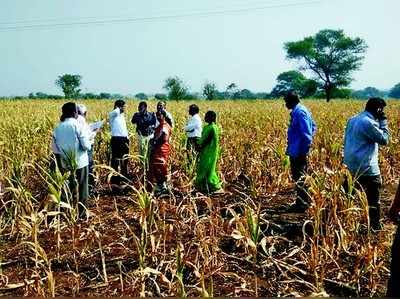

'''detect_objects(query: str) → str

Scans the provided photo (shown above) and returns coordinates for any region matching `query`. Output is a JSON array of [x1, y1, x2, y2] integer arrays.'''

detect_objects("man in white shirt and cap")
[[52, 102, 91, 219], [185, 104, 202, 161], [109, 99, 129, 184], [77, 104, 98, 194]]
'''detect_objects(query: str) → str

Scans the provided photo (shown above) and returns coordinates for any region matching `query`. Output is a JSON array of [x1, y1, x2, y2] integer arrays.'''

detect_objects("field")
[[0, 99, 399, 297]]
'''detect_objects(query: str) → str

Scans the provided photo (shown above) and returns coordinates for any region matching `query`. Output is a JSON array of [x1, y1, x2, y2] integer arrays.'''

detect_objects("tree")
[[99, 92, 112, 99], [55, 74, 82, 99], [284, 29, 367, 102], [270, 70, 318, 98], [135, 93, 148, 100], [226, 83, 239, 99], [163, 76, 188, 100], [238, 89, 256, 99], [202, 82, 218, 100], [389, 83, 400, 99], [352, 87, 386, 99], [154, 93, 167, 101]]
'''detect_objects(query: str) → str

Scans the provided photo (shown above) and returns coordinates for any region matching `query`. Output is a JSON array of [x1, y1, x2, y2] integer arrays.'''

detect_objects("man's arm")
[[198, 126, 213, 150], [77, 125, 91, 151], [296, 111, 314, 155], [131, 113, 138, 124], [51, 133, 61, 154], [109, 108, 120, 119], [362, 119, 389, 146], [185, 118, 196, 133]]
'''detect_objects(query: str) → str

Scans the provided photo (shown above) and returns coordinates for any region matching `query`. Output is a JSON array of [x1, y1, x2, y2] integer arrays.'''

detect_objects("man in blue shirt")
[[284, 92, 317, 212], [52, 102, 91, 219], [343, 97, 389, 230]]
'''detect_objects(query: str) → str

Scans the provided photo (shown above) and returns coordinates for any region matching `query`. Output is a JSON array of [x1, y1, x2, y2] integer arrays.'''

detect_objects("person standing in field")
[[148, 110, 172, 195], [157, 101, 174, 128], [185, 104, 202, 160], [284, 91, 317, 212], [131, 101, 157, 171], [52, 102, 91, 219], [387, 180, 400, 297], [77, 104, 102, 195], [109, 99, 129, 183], [195, 110, 222, 194], [343, 97, 389, 230]]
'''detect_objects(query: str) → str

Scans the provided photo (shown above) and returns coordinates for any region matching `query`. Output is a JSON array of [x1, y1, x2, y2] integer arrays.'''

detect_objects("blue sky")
[[0, 0, 398, 96]]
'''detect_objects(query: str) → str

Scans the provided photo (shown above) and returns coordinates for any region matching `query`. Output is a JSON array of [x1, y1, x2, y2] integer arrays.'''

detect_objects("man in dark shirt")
[[131, 101, 157, 171]]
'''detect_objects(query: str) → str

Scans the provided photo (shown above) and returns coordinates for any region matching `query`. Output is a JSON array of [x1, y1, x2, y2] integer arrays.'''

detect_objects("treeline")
[[26, 92, 125, 100], [4, 27, 400, 101], [5, 79, 399, 101]]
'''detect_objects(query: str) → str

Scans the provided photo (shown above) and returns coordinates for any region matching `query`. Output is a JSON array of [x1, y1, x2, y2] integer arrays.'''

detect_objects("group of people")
[[51, 100, 223, 215], [283, 92, 398, 296], [108, 100, 222, 194], [51, 93, 399, 296]]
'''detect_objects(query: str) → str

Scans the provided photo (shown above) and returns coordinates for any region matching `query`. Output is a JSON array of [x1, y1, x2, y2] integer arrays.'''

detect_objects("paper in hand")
[[90, 120, 104, 131]]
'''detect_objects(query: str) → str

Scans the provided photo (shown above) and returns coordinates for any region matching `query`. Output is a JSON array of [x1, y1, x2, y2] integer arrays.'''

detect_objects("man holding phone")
[[343, 97, 390, 230]]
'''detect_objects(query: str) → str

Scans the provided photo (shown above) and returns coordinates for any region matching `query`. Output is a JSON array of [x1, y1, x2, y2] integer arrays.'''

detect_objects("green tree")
[[271, 70, 318, 98], [55, 74, 82, 99], [352, 87, 386, 99], [389, 83, 400, 99], [154, 93, 167, 101], [99, 92, 111, 99], [135, 93, 148, 100], [226, 83, 239, 99], [202, 81, 217, 100], [284, 29, 367, 102], [163, 76, 188, 100]]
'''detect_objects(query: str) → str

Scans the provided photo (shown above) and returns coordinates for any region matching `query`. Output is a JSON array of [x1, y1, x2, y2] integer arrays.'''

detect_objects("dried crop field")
[[0, 99, 399, 296]]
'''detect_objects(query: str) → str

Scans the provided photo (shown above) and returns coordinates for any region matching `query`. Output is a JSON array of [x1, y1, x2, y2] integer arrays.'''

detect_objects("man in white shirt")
[[185, 104, 202, 160], [52, 102, 91, 219], [109, 99, 129, 183], [77, 104, 98, 194]]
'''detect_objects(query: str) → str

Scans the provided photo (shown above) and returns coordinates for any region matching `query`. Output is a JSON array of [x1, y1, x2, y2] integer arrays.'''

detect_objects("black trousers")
[[88, 149, 94, 193], [387, 225, 400, 297], [73, 166, 89, 218], [110, 136, 129, 180], [349, 175, 382, 230], [290, 156, 310, 207]]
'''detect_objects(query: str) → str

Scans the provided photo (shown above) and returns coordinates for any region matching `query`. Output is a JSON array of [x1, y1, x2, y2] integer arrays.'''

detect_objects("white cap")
[[77, 104, 87, 115]]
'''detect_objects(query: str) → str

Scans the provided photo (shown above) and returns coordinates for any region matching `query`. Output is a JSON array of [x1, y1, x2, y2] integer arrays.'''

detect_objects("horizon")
[[1, 0, 399, 97]]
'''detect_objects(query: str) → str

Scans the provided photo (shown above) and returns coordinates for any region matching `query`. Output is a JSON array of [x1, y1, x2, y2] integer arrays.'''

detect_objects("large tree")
[[202, 81, 217, 100], [284, 29, 367, 102], [389, 83, 400, 99], [55, 74, 82, 99], [163, 76, 188, 100], [271, 70, 318, 98]]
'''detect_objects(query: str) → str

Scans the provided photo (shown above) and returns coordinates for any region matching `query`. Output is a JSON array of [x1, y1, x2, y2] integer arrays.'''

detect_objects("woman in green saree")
[[195, 111, 222, 193]]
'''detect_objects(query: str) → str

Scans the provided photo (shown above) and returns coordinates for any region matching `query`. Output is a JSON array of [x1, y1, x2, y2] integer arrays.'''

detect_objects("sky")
[[0, 0, 399, 96]]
